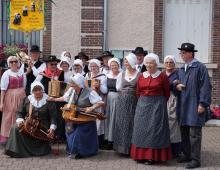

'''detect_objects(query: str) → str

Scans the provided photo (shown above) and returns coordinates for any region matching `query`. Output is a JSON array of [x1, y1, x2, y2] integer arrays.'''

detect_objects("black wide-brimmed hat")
[[101, 51, 114, 58], [132, 47, 148, 56], [44, 55, 60, 63], [30, 45, 41, 53], [75, 52, 89, 61], [178, 43, 198, 52]]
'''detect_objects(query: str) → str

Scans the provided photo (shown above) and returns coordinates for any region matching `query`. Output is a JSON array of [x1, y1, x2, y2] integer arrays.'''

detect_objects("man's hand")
[[47, 128, 54, 139], [176, 84, 185, 91], [198, 104, 206, 114]]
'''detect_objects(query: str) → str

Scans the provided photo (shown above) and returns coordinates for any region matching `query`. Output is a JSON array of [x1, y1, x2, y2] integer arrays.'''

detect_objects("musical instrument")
[[16, 51, 30, 64], [18, 104, 54, 142], [61, 104, 107, 124], [85, 79, 100, 91], [48, 80, 70, 97]]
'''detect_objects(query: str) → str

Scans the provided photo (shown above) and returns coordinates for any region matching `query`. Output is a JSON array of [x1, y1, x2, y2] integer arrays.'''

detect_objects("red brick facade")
[[211, 0, 220, 104], [80, 0, 104, 58], [42, 1, 52, 56]]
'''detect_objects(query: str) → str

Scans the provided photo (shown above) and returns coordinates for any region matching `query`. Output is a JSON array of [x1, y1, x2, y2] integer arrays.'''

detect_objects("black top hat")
[[101, 51, 114, 58], [178, 43, 198, 52], [30, 45, 41, 53], [44, 55, 61, 63], [75, 52, 89, 61], [132, 47, 148, 56]]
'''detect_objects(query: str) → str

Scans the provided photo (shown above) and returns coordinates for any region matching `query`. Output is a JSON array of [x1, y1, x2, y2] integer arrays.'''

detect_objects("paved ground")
[[0, 127, 219, 170]]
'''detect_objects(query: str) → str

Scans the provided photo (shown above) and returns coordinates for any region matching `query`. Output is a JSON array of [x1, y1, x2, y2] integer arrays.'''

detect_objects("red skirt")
[[130, 144, 172, 161]]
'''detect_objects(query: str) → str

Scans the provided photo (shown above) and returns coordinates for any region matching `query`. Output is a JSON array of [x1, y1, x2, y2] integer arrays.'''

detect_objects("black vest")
[[25, 60, 43, 95], [41, 71, 65, 94]]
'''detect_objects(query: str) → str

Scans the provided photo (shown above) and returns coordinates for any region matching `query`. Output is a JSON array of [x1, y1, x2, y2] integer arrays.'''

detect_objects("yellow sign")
[[9, 0, 45, 32]]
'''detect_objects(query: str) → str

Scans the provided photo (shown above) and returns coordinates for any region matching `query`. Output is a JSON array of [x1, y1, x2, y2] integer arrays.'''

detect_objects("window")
[[0, 0, 40, 46]]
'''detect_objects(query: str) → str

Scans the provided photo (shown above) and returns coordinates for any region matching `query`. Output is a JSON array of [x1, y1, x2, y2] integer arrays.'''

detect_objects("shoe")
[[177, 155, 191, 163], [100, 143, 113, 150], [75, 154, 83, 160], [186, 160, 201, 169], [145, 160, 154, 165], [136, 160, 146, 164]]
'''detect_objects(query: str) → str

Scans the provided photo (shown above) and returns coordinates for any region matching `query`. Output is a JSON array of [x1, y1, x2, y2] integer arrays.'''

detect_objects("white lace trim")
[[28, 93, 49, 108], [143, 70, 161, 78]]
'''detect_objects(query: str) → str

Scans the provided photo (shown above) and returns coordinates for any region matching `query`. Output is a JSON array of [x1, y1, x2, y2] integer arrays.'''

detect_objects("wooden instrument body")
[[48, 80, 70, 97], [85, 79, 100, 91], [61, 104, 106, 124], [19, 115, 53, 142]]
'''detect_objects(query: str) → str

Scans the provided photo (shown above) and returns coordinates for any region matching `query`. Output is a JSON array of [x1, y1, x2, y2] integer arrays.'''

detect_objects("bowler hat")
[[178, 43, 198, 52], [75, 52, 89, 61], [44, 55, 60, 63], [132, 47, 148, 56], [30, 45, 41, 53]]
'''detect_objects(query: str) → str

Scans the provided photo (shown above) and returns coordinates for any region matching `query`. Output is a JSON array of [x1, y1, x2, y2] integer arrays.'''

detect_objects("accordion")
[[48, 80, 70, 97]]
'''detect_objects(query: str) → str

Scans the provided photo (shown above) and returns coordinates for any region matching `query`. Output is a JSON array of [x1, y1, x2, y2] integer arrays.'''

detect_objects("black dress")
[[5, 97, 57, 158]]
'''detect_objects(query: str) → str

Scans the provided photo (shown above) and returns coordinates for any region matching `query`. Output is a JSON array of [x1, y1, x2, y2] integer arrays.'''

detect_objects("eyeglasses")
[[50, 63, 57, 66], [165, 62, 174, 64], [9, 60, 18, 64]]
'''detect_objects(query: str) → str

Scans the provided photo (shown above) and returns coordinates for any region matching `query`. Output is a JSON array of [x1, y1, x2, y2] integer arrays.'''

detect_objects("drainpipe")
[[103, 0, 108, 51]]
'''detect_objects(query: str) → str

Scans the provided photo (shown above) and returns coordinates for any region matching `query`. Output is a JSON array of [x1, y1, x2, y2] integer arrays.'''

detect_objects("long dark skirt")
[[131, 96, 171, 161], [5, 125, 51, 158], [113, 93, 137, 154], [66, 121, 98, 157]]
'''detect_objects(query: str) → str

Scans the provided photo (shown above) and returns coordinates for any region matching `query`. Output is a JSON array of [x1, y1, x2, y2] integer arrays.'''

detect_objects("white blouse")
[[124, 70, 139, 82], [106, 71, 122, 91], [19, 62, 46, 77], [85, 72, 108, 94], [63, 87, 103, 104], [1, 69, 26, 90]]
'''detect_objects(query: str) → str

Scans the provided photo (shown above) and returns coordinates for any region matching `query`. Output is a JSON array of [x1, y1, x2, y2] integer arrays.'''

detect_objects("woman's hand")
[[85, 107, 94, 113], [47, 97, 55, 102], [47, 128, 55, 139]]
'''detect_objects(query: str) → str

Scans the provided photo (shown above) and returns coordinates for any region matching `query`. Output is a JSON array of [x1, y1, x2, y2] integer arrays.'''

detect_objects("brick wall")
[[43, 1, 52, 56], [81, 0, 104, 58], [211, 0, 220, 104], [153, 0, 163, 61]]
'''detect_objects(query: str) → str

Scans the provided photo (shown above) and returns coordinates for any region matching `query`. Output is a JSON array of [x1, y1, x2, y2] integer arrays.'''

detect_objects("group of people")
[[0, 43, 212, 169]]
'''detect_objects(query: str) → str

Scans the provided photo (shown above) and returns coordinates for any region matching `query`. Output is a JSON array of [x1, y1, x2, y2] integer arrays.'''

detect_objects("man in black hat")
[[132, 47, 148, 72], [100, 51, 114, 75], [24, 45, 46, 95], [176, 43, 212, 169], [75, 52, 89, 74]]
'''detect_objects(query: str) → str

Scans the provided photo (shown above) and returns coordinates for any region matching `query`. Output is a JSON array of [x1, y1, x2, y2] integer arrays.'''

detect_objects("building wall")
[[211, 0, 220, 104], [107, 0, 154, 52], [51, 0, 81, 58]]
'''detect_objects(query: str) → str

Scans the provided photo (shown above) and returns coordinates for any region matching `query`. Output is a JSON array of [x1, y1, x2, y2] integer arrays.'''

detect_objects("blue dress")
[[64, 87, 100, 157]]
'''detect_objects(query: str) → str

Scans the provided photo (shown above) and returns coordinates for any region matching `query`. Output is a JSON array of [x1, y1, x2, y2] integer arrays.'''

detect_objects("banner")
[[9, 0, 45, 32]]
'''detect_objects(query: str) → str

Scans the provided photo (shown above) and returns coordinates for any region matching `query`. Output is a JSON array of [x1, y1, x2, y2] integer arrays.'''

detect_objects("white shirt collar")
[[28, 93, 48, 108], [143, 70, 161, 78]]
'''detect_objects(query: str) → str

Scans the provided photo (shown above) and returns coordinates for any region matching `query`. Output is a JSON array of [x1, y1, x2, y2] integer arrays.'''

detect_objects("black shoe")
[[186, 160, 201, 169], [145, 160, 154, 165], [177, 155, 191, 163], [136, 160, 147, 164], [100, 143, 113, 150], [75, 154, 83, 160]]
